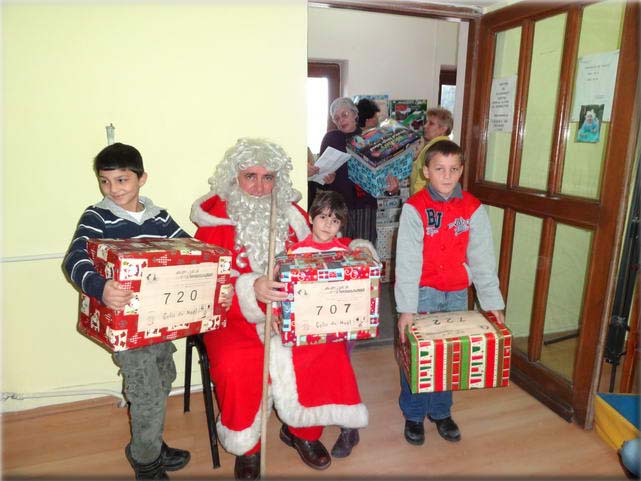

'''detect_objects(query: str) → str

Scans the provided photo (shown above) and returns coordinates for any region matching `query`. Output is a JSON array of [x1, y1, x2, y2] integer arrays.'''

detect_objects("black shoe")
[[404, 420, 425, 446], [428, 416, 461, 442], [331, 428, 360, 458], [279, 424, 331, 470], [125, 445, 169, 480], [234, 452, 260, 480], [160, 442, 190, 471]]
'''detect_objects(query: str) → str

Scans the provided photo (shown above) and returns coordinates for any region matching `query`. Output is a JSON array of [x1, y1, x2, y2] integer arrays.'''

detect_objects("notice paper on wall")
[[571, 50, 619, 122], [488, 75, 517, 133]]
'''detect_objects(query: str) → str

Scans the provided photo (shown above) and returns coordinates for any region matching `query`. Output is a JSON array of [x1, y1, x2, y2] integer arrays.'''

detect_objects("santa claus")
[[191, 138, 368, 480]]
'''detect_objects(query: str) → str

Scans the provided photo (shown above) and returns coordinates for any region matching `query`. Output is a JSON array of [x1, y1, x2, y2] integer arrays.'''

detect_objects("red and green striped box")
[[397, 310, 511, 393]]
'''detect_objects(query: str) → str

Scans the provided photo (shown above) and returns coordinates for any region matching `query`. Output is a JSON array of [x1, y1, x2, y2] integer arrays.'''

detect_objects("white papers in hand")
[[308, 147, 351, 185]]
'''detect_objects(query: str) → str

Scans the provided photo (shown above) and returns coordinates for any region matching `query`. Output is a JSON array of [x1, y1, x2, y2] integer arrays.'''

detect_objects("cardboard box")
[[375, 222, 399, 259], [396, 310, 511, 393], [275, 250, 382, 346], [348, 148, 415, 198], [376, 195, 403, 210], [376, 207, 402, 223], [380, 257, 395, 284], [346, 123, 420, 198], [78, 238, 233, 352]]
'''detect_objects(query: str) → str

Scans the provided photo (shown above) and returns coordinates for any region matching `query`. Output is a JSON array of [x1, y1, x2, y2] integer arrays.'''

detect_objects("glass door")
[[467, 0, 638, 425]]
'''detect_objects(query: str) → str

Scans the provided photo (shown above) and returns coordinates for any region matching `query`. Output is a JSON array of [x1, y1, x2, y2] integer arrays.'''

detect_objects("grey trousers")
[[113, 342, 177, 464]]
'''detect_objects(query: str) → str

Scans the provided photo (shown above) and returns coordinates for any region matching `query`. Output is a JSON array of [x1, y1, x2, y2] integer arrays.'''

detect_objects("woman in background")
[[317, 97, 398, 244]]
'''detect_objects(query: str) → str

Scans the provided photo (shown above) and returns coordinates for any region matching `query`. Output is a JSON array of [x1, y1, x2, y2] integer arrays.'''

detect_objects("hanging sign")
[[488, 75, 517, 133]]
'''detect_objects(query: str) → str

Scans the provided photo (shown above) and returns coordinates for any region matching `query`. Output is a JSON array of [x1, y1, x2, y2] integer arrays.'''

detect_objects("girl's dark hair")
[[94, 142, 145, 178], [309, 191, 348, 229], [357, 98, 380, 128]]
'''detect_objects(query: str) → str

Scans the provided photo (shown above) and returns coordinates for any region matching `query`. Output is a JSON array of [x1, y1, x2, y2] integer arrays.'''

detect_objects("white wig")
[[208, 138, 300, 271]]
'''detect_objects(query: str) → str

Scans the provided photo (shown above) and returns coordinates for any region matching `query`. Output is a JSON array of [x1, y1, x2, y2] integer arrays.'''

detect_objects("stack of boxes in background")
[[375, 178, 410, 284]]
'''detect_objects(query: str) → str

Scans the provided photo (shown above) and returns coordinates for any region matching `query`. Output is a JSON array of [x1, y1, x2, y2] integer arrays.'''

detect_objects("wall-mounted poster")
[[389, 99, 428, 132], [352, 94, 389, 121], [575, 104, 604, 143]]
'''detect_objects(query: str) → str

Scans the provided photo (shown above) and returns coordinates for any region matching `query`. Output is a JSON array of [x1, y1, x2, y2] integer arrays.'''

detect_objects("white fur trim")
[[286, 205, 311, 241], [236, 273, 265, 324], [349, 239, 380, 263], [216, 388, 273, 455], [190, 191, 236, 228], [269, 337, 369, 429]]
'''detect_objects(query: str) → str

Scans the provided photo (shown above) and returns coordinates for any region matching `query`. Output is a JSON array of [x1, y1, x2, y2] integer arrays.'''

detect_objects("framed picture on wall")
[[352, 94, 389, 121], [389, 99, 428, 132], [575, 103, 604, 143]]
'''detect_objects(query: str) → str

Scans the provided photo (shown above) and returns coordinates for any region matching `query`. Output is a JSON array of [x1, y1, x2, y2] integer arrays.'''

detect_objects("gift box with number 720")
[[78, 237, 233, 352]]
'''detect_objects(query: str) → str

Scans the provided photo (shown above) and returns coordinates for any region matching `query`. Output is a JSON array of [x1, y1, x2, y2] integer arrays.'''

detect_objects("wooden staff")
[[260, 187, 279, 478]]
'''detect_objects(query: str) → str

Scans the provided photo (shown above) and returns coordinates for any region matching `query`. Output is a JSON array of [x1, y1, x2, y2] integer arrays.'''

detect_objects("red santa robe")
[[191, 192, 368, 456]]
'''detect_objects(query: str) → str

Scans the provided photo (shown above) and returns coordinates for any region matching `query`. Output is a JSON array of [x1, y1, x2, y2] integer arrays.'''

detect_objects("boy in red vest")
[[394, 140, 505, 446]]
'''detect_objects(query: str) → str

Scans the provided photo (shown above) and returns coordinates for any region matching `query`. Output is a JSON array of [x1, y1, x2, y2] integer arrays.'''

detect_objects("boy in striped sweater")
[[63, 142, 190, 480]]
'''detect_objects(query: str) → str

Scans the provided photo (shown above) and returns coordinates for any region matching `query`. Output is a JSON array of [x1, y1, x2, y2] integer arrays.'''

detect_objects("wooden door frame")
[[469, 0, 639, 426]]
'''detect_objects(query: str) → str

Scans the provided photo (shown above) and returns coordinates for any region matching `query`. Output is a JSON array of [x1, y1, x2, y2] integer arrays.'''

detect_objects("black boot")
[[234, 452, 260, 480], [160, 442, 190, 471], [331, 428, 360, 458], [125, 444, 169, 480]]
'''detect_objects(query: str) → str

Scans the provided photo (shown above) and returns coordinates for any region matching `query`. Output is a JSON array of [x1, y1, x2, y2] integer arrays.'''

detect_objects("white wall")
[[308, 7, 460, 112]]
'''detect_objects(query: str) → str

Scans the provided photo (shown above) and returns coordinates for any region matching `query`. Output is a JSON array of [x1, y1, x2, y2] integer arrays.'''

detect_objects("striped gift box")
[[397, 310, 511, 393]]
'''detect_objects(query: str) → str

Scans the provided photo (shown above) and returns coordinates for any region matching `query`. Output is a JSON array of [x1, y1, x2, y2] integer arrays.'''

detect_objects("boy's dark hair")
[[424, 139, 464, 168], [309, 191, 348, 229], [357, 98, 380, 128], [94, 142, 145, 178]]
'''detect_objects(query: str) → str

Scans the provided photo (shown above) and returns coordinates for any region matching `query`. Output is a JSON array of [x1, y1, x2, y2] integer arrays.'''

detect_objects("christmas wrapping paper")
[[348, 123, 420, 166], [78, 237, 232, 352], [346, 123, 420, 198], [396, 310, 511, 393], [347, 149, 416, 198], [274, 250, 382, 346], [379, 257, 395, 284]]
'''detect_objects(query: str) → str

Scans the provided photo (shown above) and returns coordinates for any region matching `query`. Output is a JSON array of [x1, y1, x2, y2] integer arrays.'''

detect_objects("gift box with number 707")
[[274, 250, 382, 346], [78, 237, 233, 352]]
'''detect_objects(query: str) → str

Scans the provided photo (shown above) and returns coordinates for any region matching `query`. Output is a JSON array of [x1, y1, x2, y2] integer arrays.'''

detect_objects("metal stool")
[[183, 334, 221, 468]]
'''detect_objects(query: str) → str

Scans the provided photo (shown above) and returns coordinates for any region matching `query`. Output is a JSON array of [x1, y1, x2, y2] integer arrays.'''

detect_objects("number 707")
[[316, 303, 351, 316]]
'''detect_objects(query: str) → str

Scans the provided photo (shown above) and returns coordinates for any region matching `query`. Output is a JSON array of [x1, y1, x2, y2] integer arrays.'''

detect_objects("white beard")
[[226, 186, 291, 272]]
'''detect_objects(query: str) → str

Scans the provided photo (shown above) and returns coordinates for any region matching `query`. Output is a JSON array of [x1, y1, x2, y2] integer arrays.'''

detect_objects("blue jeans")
[[399, 287, 467, 422]]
